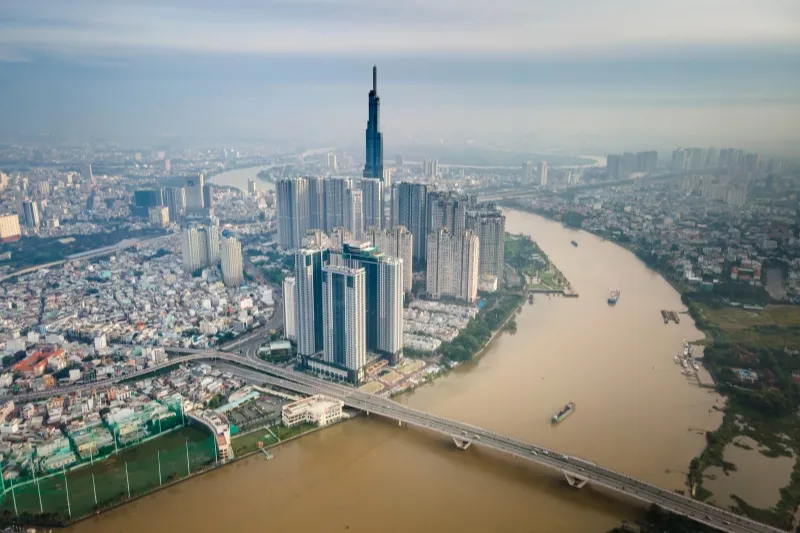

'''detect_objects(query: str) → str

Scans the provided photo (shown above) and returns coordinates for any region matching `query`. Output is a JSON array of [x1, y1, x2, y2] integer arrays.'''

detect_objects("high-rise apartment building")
[[466, 210, 505, 278], [369, 225, 413, 293], [282, 277, 297, 341], [307, 176, 326, 231], [363, 66, 384, 182], [322, 265, 367, 381], [323, 177, 351, 232], [220, 236, 244, 287], [202, 185, 214, 211], [360, 178, 384, 231], [346, 189, 364, 240], [539, 161, 548, 187], [334, 243, 404, 364], [395, 182, 428, 262], [163, 187, 186, 221], [22, 201, 40, 229], [276, 178, 309, 250], [426, 229, 480, 303], [423, 159, 439, 178], [185, 174, 205, 213], [181, 227, 210, 272], [671, 149, 688, 172], [294, 247, 329, 357], [247, 179, 257, 195], [326, 152, 338, 171], [427, 191, 469, 236], [0, 214, 21, 242]]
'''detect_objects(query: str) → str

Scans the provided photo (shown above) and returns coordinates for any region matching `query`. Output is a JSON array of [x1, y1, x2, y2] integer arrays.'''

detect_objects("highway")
[[3, 349, 784, 533]]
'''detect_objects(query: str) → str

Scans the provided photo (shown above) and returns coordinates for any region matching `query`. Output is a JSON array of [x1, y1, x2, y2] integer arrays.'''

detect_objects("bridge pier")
[[563, 471, 589, 489], [452, 436, 472, 450]]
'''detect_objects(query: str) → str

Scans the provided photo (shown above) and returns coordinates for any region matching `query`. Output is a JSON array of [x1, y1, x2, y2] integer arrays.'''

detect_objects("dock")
[[660, 310, 680, 324]]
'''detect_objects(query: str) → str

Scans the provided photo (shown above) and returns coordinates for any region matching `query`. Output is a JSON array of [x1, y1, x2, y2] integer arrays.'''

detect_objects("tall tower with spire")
[[363, 65, 384, 181]]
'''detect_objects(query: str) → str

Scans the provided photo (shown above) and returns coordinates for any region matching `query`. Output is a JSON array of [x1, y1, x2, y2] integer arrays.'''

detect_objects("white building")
[[94, 334, 107, 351], [220, 236, 243, 287], [282, 395, 344, 427], [346, 189, 364, 240], [283, 276, 297, 341], [181, 226, 219, 273], [466, 210, 505, 278], [539, 161, 548, 187], [369, 225, 413, 293], [426, 229, 480, 303]]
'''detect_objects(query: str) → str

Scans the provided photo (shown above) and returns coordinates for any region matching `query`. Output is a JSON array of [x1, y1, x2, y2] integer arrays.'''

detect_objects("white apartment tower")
[[369, 225, 413, 293], [283, 277, 297, 341], [426, 229, 480, 303], [321, 265, 367, 380], [220, 236, 244, 287]]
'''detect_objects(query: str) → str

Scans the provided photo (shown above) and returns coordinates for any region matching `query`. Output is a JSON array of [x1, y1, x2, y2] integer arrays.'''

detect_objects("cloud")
[[0, 0, 797, 59]]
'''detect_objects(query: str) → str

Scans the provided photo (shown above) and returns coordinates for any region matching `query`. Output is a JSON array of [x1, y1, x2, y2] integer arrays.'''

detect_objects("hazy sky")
[[0, 0, 798, 154]]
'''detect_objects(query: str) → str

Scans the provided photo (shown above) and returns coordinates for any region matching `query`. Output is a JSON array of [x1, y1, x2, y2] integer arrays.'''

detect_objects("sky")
[[0, 0, 799, 155]]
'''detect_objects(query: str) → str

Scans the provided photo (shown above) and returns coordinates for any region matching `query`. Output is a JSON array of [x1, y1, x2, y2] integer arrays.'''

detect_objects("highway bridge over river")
[[2, 349, 783, 533]]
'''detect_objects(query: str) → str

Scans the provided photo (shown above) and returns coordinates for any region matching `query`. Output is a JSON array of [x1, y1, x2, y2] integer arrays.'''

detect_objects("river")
[[66, 206, 724, 533]]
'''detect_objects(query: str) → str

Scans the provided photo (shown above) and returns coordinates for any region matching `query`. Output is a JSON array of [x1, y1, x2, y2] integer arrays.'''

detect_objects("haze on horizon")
[[0, 0, 798, 155]]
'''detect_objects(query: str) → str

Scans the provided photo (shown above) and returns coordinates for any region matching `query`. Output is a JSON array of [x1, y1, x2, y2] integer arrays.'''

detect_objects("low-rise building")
[[282, 395, 344, 428]]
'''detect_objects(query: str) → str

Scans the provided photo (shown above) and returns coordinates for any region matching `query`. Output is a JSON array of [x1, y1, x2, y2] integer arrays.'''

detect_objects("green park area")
[[504, 234, 569, 291], [0, 427, 215, 528], [230, 422, 317, 457]]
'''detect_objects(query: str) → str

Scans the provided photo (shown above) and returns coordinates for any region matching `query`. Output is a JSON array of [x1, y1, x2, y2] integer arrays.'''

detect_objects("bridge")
[[2, 349, 783, 533]]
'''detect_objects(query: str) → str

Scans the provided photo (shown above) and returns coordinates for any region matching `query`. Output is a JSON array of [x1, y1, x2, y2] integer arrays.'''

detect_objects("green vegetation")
[[0, 427, 216, 525], [271, 422, 317, 441], [0, 228, 166, 270], [439, 290, 524, 363], [231, 430, 278, 456], [607, 504, 717, 533], [504, 234, 570, 291]]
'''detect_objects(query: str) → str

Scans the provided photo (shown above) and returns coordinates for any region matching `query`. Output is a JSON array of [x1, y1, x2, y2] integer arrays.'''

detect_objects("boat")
[[607, 289, 620, 305], [571, 240, 578, 247], [551, 402, 576, 424], [693, 362, 700, 371], [674, 355, 681, 364]]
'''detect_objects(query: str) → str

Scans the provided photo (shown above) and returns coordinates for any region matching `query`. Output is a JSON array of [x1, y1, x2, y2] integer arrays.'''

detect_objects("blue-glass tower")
[[363, 65, 384, 181]]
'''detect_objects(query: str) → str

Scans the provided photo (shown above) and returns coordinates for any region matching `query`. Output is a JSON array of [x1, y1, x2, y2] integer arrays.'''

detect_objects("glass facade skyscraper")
[[363, 65, 384, 181]]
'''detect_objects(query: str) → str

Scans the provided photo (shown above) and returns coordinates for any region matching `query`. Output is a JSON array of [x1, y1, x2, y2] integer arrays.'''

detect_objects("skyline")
[[0, 1, 798, 154]]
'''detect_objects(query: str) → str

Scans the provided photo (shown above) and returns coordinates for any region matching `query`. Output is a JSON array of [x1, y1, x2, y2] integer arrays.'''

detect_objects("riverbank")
[[503, 202, 800, 530]]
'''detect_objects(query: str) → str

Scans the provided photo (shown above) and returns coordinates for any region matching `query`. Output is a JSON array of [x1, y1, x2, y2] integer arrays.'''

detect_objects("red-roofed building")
[[13, 349, 65, 378]]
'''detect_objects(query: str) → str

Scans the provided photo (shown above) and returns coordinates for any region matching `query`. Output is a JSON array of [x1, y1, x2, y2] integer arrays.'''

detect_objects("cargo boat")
[[551, 402, 576, 424], [608, 289, 620, 305], [571, 240, 578, 247]]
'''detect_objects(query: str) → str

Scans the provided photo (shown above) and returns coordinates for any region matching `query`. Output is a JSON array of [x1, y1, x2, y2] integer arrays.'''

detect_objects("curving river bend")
[[68, 171, 724, 532]]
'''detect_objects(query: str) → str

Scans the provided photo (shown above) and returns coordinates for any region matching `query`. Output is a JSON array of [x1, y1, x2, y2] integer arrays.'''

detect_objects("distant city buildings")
[[360, 178, 384, 231], [539, 161, 548, 187], [181, 225, 220, 273], [426, 229, 480, 303], [423, 159, 439, 179], [163, 187, 186, 221], [220, 236, 243, 287], [607, 150, 657, 178], [22, 200, 40, 229]]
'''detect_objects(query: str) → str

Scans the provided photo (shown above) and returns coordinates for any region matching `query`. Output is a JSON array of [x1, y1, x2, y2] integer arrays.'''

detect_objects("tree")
[[13, 350, 27, 363], [1, 355, 12, 368]]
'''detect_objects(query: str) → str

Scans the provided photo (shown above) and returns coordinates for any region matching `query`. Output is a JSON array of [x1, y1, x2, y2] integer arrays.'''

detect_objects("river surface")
[[209, 165, 277, 192], [68, 207, 724, 533]]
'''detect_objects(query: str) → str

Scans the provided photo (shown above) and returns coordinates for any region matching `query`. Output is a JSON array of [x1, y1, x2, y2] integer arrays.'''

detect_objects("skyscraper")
[[148, 206, 169, 228], [206, 223, 220, 265], [307, 176, 325, 231], [363, 65, 384, 181], [466, 210, 506, 278], [323, 177, 351, 232], [220, 236, 244, 287], [395, 182, 428, 262], [181, 227, 210, 272], [360, 178, 384, 231], [346, 189, 364, 240], [539, 161, 548, 187], [163, 187, 186, 221], [283, 277, 297, 341], [322, 264, 367, 381], [671, 149, 688, 172], [294, 247, 329, 357], [185, 174, 205, 213], [335, 243, 404, 364], [426, 229, 480, 303], [369, 225, 413, 293], [22, 201, 40, 229], [427, 191, 469, 236], [202, 184, 214, 211], [276, 178, 310, 250], [133, 189, 163, 217]]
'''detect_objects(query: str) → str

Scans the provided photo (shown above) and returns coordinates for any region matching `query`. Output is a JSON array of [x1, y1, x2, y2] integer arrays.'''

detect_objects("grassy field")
[[699, 305, 800, 331], [697, 304, 800, 349], [1, 426, 216, 519], [231, 430, 278, 456]]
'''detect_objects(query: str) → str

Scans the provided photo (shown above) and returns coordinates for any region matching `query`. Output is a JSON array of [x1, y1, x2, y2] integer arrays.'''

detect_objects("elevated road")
[[3, 349, 783, 533]]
